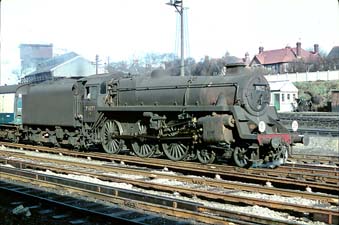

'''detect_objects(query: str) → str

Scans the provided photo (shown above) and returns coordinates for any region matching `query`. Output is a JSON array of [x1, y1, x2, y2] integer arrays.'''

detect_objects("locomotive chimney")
[[296, 42, 301, 57], [259, 46, 264, 54], [314, 44, 319, 54]]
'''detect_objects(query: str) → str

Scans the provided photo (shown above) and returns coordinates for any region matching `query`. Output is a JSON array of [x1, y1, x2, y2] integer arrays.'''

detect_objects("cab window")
[[100, 81, 106, 94], [86, 86, 98, 100]]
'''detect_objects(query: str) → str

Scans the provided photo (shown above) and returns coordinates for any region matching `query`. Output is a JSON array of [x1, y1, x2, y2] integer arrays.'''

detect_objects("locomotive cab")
[[74, 74, 113, 124]]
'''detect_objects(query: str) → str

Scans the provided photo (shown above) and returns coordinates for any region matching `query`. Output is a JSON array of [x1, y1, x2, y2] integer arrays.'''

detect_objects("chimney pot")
[[314, 44, 319, 54], [243, 52, 250, 64], [296, 42, 301, 57], [259, 46, 264, 54]]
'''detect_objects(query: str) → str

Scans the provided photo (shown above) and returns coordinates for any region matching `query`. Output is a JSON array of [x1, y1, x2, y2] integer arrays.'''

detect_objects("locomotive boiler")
[[1, 71, 307, 167]]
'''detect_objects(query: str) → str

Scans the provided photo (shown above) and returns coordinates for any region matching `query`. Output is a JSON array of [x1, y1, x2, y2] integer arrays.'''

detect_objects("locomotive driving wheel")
[[233, 146, 249, 168], [197, 148, 216, 164], [131, 141, 156, 158], [162, 142, 189, 161], [101, 120, 123, 154]]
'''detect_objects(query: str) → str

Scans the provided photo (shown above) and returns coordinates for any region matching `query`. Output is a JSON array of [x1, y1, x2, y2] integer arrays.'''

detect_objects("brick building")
[[250, 42, 321, 74]]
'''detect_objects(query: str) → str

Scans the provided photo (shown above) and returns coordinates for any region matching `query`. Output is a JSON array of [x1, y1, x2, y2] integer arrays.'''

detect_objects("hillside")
[[293, 80, 339, 108]]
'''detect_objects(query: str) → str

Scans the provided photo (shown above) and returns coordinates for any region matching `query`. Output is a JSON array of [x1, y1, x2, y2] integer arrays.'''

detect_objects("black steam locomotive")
[[0, 71, 307, 167]]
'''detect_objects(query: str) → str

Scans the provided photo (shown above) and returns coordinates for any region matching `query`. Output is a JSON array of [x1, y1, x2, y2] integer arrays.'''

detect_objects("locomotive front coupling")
[[257, 119, 309, 149], [257, 132, 309, 153]]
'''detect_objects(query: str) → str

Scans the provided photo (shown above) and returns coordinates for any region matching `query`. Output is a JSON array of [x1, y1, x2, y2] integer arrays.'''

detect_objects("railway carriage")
[[0, 71, 307, 167], [0, 85, 18, 124], [0, 85, 22, 141]]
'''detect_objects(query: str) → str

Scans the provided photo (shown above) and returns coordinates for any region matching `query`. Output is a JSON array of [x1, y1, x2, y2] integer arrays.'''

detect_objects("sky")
[[1, 0, 339, 84]]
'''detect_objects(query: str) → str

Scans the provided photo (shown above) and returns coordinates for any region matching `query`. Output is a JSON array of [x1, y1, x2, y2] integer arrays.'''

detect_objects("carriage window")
[[287, 94, 290, 100], [281, 93, 285, 102], [100, 82, 107, 94]]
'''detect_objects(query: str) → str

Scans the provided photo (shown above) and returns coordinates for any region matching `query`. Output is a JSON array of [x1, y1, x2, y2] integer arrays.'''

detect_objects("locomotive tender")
[[0, 71, 307, 167]]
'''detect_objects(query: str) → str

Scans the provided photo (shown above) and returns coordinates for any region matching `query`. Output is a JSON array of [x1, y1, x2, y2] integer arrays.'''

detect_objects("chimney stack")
[[243, 52, 250, 64], [314, 44, 319, 54], [296, 42, 301, 57], [259, 46, 264, 54]]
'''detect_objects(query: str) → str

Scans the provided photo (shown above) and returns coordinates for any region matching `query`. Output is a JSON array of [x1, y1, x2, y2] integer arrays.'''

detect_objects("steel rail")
[[0, 151, 338, 205], [0, 167, 300, 225], [289, 154, 339, 165], [2, 141, 338, 175], [290, 128, 339, 137], [0, 153, 338, 225], [1, 142, 338, 194], [0, 181, 149, 225], [278, 112, 339, 134]]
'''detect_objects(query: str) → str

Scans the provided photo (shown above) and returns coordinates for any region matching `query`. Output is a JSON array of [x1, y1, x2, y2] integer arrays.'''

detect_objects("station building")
[[269, 81, 298, 112], [21, 52, 96, 84]]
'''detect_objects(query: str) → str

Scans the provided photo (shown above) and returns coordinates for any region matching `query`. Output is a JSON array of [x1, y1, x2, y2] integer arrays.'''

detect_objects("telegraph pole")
[[95, 54, 100, 74], [167, 0, 185, 76]]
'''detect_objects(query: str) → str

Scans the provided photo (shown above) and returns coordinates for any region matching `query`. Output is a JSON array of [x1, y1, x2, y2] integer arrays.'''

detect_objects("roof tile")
[[253, 47, 320, 65]]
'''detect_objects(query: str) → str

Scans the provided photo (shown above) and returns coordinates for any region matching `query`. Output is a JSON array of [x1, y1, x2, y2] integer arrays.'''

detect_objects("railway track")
[[1, 142, 338, 194], [1, 165, 303, 225], [289, 153, 339, 165], [292, 127, 339, 137], [0, 143, 338, 224], [0, 181, 157, 225], [0, 170, 218, 225], [279, 112, 339, 120], [278, 112, 339, 136]]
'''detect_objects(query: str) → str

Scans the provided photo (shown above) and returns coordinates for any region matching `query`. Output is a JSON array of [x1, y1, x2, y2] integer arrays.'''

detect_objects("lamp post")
[[167, 0, 185, 76]]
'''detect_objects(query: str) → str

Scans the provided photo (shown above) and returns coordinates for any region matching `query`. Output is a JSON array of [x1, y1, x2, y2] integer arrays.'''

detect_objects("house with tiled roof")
[[250, 42, 321, 74]]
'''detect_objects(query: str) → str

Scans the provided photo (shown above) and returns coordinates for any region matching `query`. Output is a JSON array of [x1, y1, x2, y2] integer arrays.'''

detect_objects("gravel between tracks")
[[0, 145, 336, 224], [1, 163, 329, 225]]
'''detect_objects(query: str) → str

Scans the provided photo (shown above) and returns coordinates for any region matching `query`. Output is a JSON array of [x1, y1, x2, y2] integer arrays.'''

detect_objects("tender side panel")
[[22, 80, 76, 127]]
